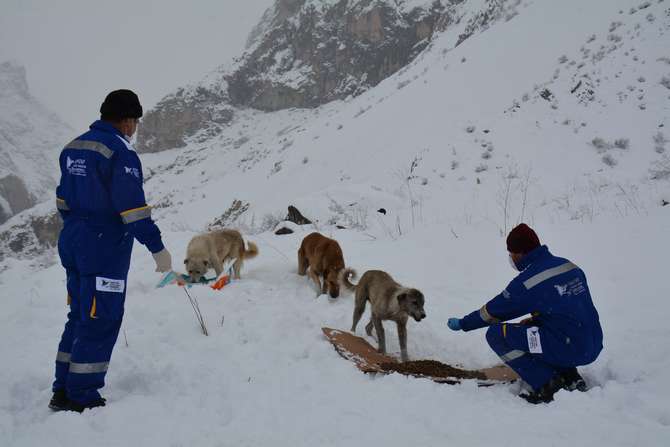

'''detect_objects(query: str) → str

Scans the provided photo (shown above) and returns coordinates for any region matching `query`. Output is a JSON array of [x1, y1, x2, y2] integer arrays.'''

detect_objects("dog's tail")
[[339, 268, 358, 292], [242, 241, 259, 259]]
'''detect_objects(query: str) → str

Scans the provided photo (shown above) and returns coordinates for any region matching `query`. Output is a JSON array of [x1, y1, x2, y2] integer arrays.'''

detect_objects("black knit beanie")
[[100, 89, 143, 121]]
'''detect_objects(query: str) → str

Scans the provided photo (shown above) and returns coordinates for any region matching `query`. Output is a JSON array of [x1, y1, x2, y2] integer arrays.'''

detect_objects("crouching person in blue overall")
[[49, 90, 173, 412], [447, 224, 603, 404]]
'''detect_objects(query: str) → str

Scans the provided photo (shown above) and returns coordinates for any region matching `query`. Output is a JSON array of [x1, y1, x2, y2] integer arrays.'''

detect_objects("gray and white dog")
[[340, 269, 426, 362]]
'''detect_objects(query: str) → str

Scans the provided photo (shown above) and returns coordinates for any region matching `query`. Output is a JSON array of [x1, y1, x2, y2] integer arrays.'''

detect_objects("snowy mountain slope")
[[0, 62, 72, 224], [1, 0, 670, 445], [136, 0, 668, 236]]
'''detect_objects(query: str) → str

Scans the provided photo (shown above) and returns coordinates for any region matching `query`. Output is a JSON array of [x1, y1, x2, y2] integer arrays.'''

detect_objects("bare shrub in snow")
[[638, 76, 646, 83], [397, 79, 411, 90], [660, 76, 670, 90], [613, 138, 630, 150], [650, 155, 670, 180], [654, 132, 668, 153], [481, 151, 492, 160], [327, 197, 369, 231], [602, 153, 618, 167], [451, 160, 459, 170], [591, 137, 612, 152], [465, 125, 476, 133], [474, 164, 488, 173], [558, 55, 568, 64], [609, 21, 623, 32]]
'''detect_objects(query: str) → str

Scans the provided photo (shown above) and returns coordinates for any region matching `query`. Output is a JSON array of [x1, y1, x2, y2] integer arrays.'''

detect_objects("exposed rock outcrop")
[[0, 61, 72, 224], [137, 0, 451, 153]]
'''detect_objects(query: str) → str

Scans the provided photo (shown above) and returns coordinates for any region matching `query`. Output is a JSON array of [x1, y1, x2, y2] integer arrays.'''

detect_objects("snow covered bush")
[[653, 132, 667, 153], [661, 76, 670, 90], [614, 138, 630, 150], [591, 137, 612, 152], [650, 155, 670, 180], [602, 154, 618, 167]]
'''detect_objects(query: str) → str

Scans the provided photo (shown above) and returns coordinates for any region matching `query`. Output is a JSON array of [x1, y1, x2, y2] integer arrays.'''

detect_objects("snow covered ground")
[[1, 210, 669, 446], [1, 0, 669, 445]]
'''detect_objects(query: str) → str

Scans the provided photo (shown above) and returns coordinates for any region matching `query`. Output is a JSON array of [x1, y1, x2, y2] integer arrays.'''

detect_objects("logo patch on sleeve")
[[124, 166, 140, 178], [526, 327, 543, 354], [96, 277, 125, 293]]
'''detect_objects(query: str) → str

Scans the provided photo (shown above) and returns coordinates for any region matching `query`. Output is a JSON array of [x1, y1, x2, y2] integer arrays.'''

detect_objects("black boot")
[[48, 389, 69, 411], [67, 397, 106, 413], [561, 367, 588, 392], [520, 375, 566, 404]]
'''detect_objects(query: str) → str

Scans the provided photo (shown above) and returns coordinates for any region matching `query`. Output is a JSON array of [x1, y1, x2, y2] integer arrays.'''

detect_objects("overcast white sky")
[[0, 0, 274, 130]]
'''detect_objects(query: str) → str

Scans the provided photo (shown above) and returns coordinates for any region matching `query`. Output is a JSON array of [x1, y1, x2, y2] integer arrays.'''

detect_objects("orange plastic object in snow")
[[210, 275, 231, 291]]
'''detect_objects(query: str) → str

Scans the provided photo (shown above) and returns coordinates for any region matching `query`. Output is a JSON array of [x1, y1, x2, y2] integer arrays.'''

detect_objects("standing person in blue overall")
[[447, 224, 603, 403], [49, 90, 173, 412]]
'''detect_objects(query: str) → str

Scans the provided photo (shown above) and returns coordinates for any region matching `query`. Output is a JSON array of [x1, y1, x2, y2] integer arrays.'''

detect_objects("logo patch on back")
[[96, 277, 125, 293], [527, 327, 543, 354], [66, 156, 87, 176]]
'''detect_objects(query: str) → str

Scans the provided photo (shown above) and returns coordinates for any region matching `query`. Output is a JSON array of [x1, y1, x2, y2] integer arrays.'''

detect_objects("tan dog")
[[298, 232, 346, 298], [184, 229, 258, 282], [341, 269, 426, 362]]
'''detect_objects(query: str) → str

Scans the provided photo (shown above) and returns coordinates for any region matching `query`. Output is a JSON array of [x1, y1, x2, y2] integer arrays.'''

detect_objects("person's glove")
[[152, 248, 173, 273], [447, 318, 462, 331]]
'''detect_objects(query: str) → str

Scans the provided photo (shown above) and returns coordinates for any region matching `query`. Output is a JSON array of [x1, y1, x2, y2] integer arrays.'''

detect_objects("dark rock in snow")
[[286, 205, 312, 225]]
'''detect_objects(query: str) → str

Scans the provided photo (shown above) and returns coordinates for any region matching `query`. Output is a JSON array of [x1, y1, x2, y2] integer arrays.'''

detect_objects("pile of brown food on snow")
[[379, 360, 487, 381]]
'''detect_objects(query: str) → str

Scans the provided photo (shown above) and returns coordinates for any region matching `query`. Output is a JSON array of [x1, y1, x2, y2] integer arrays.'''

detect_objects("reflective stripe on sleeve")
[[500, 350, 525, 363], [120, 206, 152, 224], [479, 305, 500, 324], [523, 262, 578, 290], [64, 139, 114, 159], [69, 361, 109, 374], [56, 351, 71, 363], [56, 198, 70, 211]]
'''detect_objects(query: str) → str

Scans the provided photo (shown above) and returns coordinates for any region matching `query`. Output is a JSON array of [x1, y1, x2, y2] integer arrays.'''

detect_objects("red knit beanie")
[[506, 223, 540, 254]]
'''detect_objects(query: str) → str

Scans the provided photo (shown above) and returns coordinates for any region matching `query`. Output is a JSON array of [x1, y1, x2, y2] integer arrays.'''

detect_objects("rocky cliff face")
[[137, 0, 453, 153], [0, 61, 72, 224]]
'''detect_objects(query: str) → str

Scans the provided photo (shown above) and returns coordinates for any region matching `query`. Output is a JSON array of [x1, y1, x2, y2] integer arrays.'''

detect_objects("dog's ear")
[[397, 293, 407, 304], [183, 258, 188, 265]]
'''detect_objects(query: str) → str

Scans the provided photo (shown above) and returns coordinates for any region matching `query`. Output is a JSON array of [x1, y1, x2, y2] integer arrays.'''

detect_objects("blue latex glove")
[[447, 318, 462, 331]]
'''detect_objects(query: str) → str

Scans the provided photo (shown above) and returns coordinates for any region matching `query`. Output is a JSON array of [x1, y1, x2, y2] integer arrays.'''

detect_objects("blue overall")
[[53, 120, 164, 405], [460, 245, 603, 390]]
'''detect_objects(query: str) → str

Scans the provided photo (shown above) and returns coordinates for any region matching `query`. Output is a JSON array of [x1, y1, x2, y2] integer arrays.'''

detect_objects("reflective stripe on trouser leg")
[[485, 324, 556, 391], [66, 318, 122, 405]]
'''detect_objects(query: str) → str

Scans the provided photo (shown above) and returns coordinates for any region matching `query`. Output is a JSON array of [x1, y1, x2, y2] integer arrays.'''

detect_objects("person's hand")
[[152, 248, 173, 273], [447, 318, 462, 331]]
